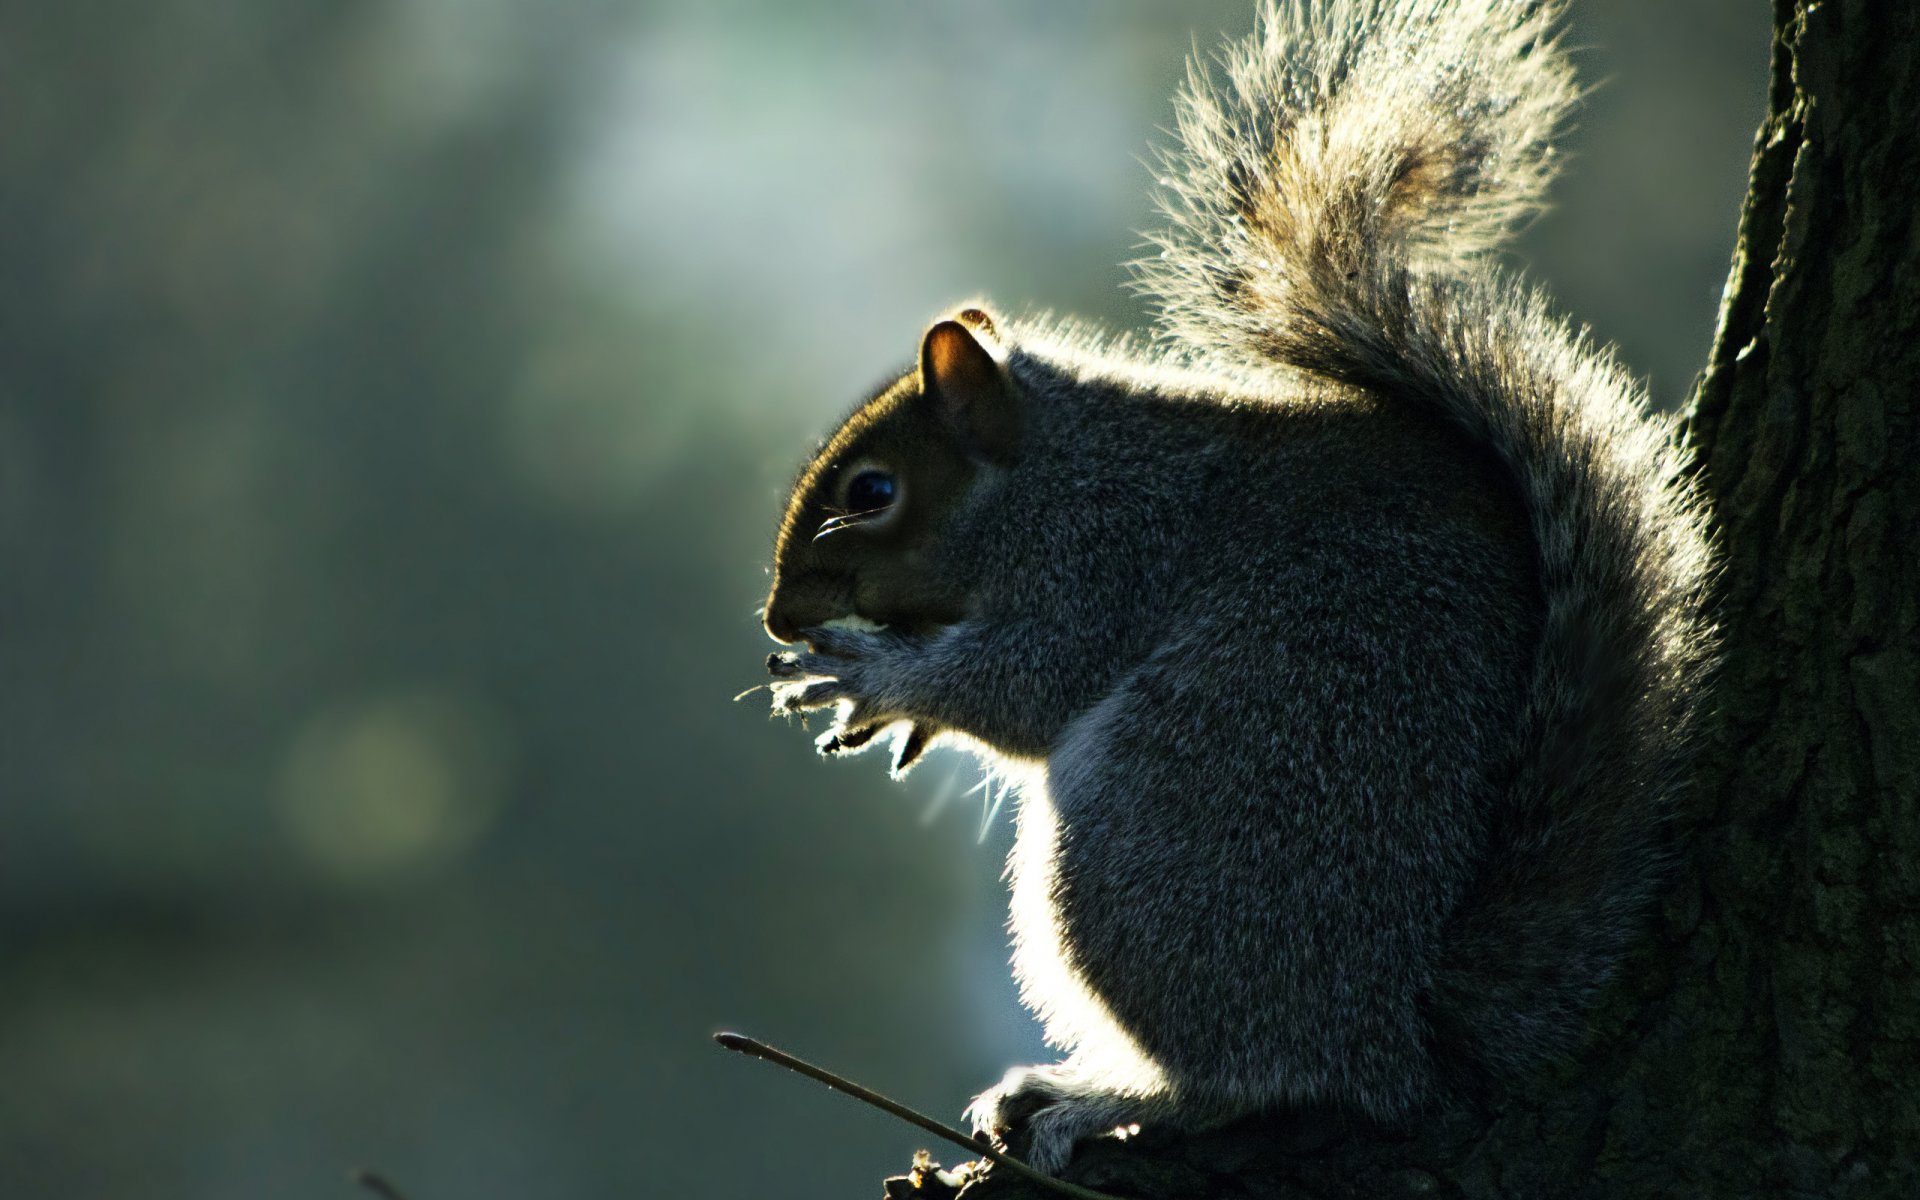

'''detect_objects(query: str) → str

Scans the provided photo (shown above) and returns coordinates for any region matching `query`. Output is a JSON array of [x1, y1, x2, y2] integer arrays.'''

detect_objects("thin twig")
[[349, 1168, 411, 1200], [713, 1031, 1127, 1200]]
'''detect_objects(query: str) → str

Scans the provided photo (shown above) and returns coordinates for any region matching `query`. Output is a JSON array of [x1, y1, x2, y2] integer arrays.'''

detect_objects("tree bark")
[[938, 2, 1918, 1196], [1668, 0, 1920, 1191]]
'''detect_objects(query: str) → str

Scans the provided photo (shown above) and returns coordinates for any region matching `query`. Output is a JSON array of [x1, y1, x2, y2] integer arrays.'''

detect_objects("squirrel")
[[759, 0, 1715, 1175]]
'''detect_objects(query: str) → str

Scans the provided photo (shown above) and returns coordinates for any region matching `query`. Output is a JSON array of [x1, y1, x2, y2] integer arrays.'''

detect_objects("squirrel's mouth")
[[817, 614, 890, 635], [796, 613, 890, 652]]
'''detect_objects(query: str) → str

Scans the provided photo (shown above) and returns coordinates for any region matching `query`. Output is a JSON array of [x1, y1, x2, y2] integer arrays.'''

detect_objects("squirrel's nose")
[[763, 602, 800, 645]]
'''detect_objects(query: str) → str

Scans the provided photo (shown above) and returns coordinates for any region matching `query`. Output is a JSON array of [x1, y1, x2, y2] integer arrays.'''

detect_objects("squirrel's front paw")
[[765, 626, 889, 716], [767, 628, 934, 773]]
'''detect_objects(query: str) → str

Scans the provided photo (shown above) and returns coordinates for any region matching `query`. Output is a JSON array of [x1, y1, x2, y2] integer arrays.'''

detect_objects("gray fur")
[[764, 0, 1715, 1174]]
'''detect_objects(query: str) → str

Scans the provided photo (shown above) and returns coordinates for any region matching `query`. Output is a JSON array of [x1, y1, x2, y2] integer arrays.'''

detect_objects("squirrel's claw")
[[766, 651, 810, 679], [768, 644, 860, 684], [890, 723, 933, 776], [818, 722, 882, 755], [770, 676, 844, 715]]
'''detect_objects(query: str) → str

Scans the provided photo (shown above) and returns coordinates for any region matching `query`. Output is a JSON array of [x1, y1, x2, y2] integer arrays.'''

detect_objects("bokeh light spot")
[[277, 689, 513, 882]]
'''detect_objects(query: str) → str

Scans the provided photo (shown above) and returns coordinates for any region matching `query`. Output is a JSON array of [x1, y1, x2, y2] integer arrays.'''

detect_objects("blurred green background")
[[0, 2, 1763, 1197]]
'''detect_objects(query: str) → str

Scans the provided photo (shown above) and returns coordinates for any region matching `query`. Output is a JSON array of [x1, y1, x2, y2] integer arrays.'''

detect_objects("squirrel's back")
[[1134, 0, 1717, 1083]]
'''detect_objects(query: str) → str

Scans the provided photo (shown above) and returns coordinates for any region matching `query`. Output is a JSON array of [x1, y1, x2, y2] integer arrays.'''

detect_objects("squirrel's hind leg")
[[966, 1059, 1220, 1176]]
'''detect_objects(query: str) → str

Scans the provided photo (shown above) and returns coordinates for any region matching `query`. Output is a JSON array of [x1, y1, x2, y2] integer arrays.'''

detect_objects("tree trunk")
[[940, 2, 1918, 1196], [1667, 0, 1920, 1191]]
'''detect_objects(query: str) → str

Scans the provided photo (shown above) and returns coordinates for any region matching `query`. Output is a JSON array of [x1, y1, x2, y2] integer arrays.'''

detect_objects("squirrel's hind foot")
[[967, 1063, 1191, 1176]]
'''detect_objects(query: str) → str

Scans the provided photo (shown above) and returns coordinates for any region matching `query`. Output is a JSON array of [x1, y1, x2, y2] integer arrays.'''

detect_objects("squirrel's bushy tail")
[[1140, 0, 1576, 364], [1139, 0, 1716, 1083]]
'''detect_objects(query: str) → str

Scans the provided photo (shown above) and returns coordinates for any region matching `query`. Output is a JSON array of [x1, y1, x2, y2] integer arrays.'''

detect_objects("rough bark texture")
[[921, 2, 1919, 1197], [1672, 0, 1920, 1190]]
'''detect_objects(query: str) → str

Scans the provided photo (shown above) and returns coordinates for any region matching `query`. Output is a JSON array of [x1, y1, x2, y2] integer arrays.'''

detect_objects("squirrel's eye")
[[815, 460, 903, 541], [846, 468, 897, 514]]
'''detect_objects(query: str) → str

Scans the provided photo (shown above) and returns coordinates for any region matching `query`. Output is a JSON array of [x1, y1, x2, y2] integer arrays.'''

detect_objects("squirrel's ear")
[[919, 311, 1020, 461]]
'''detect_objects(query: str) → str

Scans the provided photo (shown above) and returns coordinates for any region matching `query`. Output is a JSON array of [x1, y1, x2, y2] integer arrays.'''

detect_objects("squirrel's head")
[[764, 306, 1020, 645]]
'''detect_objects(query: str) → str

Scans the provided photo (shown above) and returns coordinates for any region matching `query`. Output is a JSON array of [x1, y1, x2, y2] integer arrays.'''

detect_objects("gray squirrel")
[[760, 0, 1715, 1174]]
